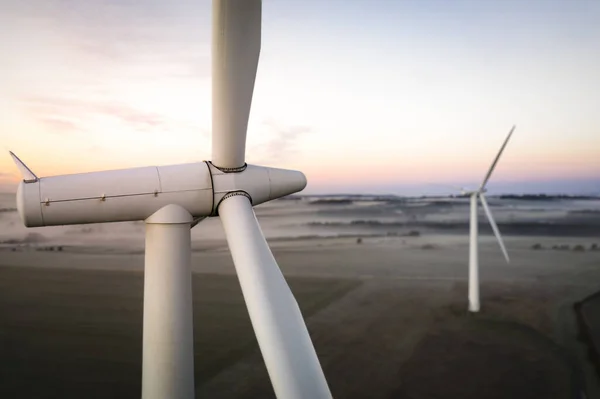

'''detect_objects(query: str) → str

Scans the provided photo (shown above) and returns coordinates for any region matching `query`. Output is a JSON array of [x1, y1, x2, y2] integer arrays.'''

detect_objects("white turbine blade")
[[479, 125, 516, 191], [219, 195, 332, 399], [212, 0, 261, 169], [9, 151, 38, 182], [479, 194, 510, 263]]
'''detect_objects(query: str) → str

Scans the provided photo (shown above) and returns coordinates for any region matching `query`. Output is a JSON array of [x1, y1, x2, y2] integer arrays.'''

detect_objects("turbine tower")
[[457, 126, 515, 312], [9, 1, 332, 398]]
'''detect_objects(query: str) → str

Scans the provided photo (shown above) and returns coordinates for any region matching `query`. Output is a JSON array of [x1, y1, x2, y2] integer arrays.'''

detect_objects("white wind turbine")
[[455, 126, 515, 312], [9, 1, 332, 399]]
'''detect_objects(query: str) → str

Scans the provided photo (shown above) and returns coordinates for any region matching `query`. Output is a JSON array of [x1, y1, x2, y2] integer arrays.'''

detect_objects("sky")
[[1, 0, 599, 195]]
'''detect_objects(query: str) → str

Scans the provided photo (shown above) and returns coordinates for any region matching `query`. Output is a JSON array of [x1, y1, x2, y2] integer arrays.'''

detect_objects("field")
[[0, 266, 359, 398], [1, 194, 599, 398], [197, 276, 587, 399], [1, 238, 599, 398]]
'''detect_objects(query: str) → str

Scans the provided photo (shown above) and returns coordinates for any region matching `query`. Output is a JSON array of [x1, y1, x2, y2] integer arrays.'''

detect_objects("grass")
[[0, 266, 360, 399]]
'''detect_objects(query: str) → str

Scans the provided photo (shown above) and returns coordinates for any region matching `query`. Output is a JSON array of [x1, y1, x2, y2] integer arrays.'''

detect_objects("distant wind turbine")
[[454, 126, 515, 312]]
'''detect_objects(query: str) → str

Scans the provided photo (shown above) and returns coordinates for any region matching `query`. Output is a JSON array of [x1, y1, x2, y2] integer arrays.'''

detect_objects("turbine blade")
[[212, 0, 261, 169], [219, 194, 332, 399], [479, 125, 516, 191], [479, 194, 510, 263], [9, 151, 38, 183]]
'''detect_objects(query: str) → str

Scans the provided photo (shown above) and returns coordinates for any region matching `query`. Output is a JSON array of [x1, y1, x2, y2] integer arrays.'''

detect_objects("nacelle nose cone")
[[16, 181, 43, 227], [267, 168, 307, 200], [209, 163, 306, 209]]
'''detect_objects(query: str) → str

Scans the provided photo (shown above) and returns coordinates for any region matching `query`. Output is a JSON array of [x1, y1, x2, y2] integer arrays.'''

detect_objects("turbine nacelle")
[[12, 156, 306, 227]]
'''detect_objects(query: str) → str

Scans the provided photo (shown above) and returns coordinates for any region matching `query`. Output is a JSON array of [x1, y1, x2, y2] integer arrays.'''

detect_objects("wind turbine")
[[9, 1, 332, 399], [456, 126, 515, 313]]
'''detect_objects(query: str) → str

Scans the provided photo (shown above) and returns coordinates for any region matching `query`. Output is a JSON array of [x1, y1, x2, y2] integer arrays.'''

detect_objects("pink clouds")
[[35, 118, 80, 134], [21, 96, 172, 134]]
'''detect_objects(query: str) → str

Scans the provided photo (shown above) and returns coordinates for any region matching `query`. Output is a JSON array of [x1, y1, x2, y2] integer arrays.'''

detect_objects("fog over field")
[[2, 192, 600, 251]]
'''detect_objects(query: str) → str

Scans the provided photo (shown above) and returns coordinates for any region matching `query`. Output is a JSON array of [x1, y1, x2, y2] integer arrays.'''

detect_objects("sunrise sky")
[[1, 0, 599, 195]]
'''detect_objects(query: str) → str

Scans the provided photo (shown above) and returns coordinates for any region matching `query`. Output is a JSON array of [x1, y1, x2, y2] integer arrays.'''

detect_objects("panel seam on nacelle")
[[162, 188, 212, 194], [155, 166, 163, 193], [267, 168, 272, 201], [204, 161, 216, 216], [39, 193, 149, 204], [37, 188, 214, 204], [38, 178, 45, 226]]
